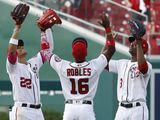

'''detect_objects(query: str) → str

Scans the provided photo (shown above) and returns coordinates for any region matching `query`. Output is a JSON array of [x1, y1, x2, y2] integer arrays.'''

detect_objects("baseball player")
[[46, 13, 116, 120], [106, 20, 152, 120], [6, 4, 54, 120]]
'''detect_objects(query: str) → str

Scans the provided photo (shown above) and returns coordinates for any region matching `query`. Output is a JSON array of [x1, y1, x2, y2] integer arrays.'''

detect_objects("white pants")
[[9, 105, 44, 120], [115, 103, 148, 120], [63, 104, 96, 120]]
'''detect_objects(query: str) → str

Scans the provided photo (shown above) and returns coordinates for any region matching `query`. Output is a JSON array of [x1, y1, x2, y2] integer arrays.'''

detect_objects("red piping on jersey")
[[69, 62, 90, 68], [31, 73, 36, 104], [32, 84, 36, 104], [123, 63, 129, 102], [142, 106, 144, 120], [126, 74, 129, 102], [138, 61, 148, 74], [40, 51, 46, 63], [7, 52, 17, 64], [15, 107, 18, 120], [49, 54, 54, 64], [126, 64, 135, 102], [34, 74, 39, 103]]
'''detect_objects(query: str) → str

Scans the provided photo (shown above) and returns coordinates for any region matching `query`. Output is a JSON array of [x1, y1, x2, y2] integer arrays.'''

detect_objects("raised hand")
[[98, 12, 110, 28]]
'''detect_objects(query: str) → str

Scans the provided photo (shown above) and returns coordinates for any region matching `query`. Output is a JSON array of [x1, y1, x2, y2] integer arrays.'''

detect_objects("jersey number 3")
[[70, 78, 89, 94], [20, 77, 32, 89]]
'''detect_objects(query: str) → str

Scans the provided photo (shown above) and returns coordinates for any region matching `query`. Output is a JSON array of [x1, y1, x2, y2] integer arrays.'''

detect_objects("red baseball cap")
[[72, 38, 88, 62]]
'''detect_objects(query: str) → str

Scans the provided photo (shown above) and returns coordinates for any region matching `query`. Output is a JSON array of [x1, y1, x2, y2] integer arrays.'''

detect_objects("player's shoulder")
[[89, 54, 106, 62], [110, 59, 129, 64], [51, 54, 62, 62], [146, 61, 152, 69], [27, 56, 36, 65], [118, 59, 129, 62], [28, 52, 41, 62], [50, 54, 70, 64]]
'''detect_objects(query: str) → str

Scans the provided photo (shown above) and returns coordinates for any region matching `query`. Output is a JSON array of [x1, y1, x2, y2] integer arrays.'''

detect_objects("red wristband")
[[105, 27, 112, 33], [138, 61, 148, 74], [105, 39, 115, 47]]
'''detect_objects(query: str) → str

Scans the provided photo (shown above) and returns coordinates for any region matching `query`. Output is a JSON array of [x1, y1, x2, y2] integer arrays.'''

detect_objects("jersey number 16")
[[70, 78, 89, 94]]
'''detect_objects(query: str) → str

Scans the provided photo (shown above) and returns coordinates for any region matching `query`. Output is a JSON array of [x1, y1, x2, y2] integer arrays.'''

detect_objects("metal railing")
[[108, 0, 148, 21], [25, 0, 151, 48], [26, 0, 129, 37], [1, 0, 159, 57]]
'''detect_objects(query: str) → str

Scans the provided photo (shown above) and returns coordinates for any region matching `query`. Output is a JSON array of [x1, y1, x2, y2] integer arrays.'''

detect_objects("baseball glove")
[[37, 9, 62, 31], [128, 20, 146, 39], [11, 3, 30, 25]]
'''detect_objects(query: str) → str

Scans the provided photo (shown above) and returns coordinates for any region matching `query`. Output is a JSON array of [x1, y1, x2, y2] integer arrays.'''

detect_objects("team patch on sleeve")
[[54, 55, 62, 62]]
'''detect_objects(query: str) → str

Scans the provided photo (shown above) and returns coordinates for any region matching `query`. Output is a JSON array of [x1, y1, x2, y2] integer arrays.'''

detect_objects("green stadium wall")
[[1, 2, 158, 120]]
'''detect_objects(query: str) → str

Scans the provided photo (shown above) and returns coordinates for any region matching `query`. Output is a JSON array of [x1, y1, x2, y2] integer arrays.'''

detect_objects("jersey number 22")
[[20, 77, 32, 89]]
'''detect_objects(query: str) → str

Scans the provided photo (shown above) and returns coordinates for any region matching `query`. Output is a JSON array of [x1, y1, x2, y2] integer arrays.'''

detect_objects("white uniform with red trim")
[[6, 28, 53, 120], [108, 59, 152, 120], [50, 54, 108, 120], [7, 52, 44, 120]]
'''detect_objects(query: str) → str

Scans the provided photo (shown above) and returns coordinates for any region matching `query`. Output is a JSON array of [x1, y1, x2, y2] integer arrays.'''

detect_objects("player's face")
[[129, 41, 137, 56], [17, 46, 27, 58]]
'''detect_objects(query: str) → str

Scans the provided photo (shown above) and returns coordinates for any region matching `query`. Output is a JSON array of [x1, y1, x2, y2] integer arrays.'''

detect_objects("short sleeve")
[[108, 60, 118, 73], [143, 62, 152, 77], [6, 59, 17, 74], [49, 54, 63, 74], [91, 54, 108, 74]]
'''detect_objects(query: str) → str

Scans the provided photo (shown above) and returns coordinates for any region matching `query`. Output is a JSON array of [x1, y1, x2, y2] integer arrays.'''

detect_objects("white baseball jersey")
[[6, 52, 43, 104], [108, 59, 152, 102], [50, 54, 108, 101]]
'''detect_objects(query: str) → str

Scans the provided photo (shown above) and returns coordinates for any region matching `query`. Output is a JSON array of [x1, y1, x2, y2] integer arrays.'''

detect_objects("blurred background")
[[0, 0, 159, 120]]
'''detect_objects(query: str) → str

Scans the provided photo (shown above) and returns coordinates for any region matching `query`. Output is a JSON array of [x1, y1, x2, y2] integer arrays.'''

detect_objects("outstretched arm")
[[40, 28, 54, 51], [8, 3, 30, 64], [40, 28, 54, 62], [8, 25, 21, 54], [99, 13, 116, 62], [128, 19, 148, 74], [7, 25, 21, 64], [37, 8, 62, 62], [46, 28, 54, 51], [136, 39, 148, 74]]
